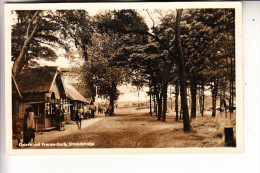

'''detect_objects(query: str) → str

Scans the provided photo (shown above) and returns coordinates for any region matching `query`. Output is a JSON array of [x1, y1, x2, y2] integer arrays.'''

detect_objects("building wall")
[[51, 82, 61, 100], [12, 95, 20, 132]]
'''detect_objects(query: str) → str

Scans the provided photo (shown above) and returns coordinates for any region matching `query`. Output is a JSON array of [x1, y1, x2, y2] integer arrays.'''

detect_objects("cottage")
[[14, 66, 66, 131], [62, 83, 92, 121]]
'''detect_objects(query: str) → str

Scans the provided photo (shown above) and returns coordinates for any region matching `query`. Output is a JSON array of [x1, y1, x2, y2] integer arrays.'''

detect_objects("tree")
[[55, 10, 94, 61], [11, 10, 92, 78], [130, 42, 165, 121], [12, 10, 45, 78], [175, 9, 191, 132], [89, 10, 150, 116], [199, 9, 235, 117], [180, 9, 213, 120]]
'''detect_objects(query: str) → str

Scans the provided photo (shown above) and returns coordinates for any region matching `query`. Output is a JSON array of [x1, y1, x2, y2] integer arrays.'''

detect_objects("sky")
[[117, 84, 150, 102]]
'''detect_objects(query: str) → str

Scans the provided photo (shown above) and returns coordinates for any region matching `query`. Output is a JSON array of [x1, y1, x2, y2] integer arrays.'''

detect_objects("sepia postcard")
[[4, 2, 243, 155]]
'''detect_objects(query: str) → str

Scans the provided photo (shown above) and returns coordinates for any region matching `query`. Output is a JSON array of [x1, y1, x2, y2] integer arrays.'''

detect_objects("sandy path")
[[17, 108, 236, 149]]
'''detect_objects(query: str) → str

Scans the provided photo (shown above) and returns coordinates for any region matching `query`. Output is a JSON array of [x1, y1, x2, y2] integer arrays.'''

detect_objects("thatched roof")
[[85, 98, 92, 104], [16, 66, 58, 93], [64, 83, 89, 103]]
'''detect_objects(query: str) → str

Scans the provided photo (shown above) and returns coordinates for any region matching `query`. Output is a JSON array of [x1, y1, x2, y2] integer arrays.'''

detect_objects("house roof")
[[16, 66, 58, 93], [64, 83, 89, 103], [85, 98, 92, 103]]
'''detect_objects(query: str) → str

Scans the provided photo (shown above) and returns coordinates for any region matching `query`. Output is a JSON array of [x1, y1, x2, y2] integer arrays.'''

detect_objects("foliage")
[[11, 10, 68, 66]]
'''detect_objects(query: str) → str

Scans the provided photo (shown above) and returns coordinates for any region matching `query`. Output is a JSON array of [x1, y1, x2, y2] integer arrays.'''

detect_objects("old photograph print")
[[7, 3, 242, 154]]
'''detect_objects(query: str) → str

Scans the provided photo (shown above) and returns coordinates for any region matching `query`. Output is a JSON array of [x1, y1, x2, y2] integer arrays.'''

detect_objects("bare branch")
[[154, 9, 166, 21], [145, 9, 155, 29], [26, 11, 40, 38]]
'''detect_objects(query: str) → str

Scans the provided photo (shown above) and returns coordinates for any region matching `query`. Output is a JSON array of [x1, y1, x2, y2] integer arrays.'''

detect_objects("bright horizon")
[[117, 84, 150, 102]]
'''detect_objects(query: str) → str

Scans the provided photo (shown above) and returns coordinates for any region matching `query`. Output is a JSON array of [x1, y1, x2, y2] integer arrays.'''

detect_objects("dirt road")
[[27, 107, 235, 149]]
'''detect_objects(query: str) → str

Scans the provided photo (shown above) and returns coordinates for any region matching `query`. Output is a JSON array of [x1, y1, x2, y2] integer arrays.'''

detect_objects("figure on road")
[[60, 109, 65, 131], [77, 107, 84, 129], [55, 107, 62, 131], [98, 104, 103, 114], [23, 107, 35, 144], [23, 107, 29, 144], [90, 105, 96, 118]]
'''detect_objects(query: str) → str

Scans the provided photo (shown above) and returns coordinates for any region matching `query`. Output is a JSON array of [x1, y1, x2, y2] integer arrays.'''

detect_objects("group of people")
[[104, 105, 113, 116], [97, 105, 113, 116], [15, 104, 114, 146]]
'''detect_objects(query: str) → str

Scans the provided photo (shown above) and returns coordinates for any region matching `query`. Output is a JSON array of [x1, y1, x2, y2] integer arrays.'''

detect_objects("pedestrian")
[[78, 106, 83, 116], [60, 109, 65, 131], [25, 107, 35, 144], [98, 104, 101, 114], [15, 121, 22, 147], [104, 106, 108, 116], [23, 107, 29, 144], [90, 105, 96, 118], [55, 107, 61, 130], [77, 107, 83, 129], [108, 105, 113, 116]]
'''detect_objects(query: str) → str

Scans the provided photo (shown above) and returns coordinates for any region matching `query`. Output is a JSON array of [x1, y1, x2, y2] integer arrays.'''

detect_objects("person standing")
[[55, 107, 61, 131], [108, 105, 113, 116], [27, 107, 35, 144], [60, 109, 65, 131], [104, 106, 108, 116], [15, 121, 22, 147], [23, 108, 29, 144], [77, 107, 83, 129], [90, 105, 96, 118]]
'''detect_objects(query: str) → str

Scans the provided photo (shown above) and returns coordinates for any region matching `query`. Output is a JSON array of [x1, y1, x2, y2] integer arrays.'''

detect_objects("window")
[[32, 103, 44, 118], [45, 103, 50, 118], [61, 97, 68, 104]]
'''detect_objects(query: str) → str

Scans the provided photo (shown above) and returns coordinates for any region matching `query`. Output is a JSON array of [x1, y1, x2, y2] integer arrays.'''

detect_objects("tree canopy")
[[11, 8, 236, 132]]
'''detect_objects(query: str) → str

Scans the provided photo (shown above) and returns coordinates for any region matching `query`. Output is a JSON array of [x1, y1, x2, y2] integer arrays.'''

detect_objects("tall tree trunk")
[[190, 77, 197, 120], [109, 81, 117, 116], [219, 89, 222, 114], [82, 44, 88, 61], [202, 94, 205, 117], [12, 11, 40, 78], [200, 84, 205, 116], [175, 81, 179, 121], [162, 82, 168, 122], [162, 61, 169, 122], [175, 9, 191, 132], [89, 80, 96, 102], [153, 93, 156, 114], [212, 79, 219, 117], [150, 91, 152, 116], [180, 101, 183, 120], [230, 56, 234, 113], [156, 93, 162, 121]]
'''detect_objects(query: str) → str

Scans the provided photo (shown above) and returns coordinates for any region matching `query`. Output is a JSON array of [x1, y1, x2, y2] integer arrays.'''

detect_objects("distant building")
[[62, 83, 92, 121]]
